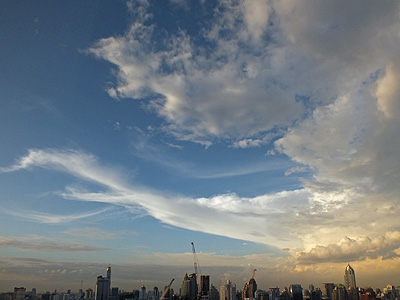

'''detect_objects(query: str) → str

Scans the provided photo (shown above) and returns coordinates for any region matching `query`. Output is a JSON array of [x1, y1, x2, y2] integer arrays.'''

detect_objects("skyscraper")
[[95, 266, 112, 300], [95, 276, 110, 300], [323, 283, 335, 300], [220, 280, 236, 300], [344, 264, 357, 290], [243, 279, 257, 300], [289, 284, 303, 300], [200, 275, 210, 296], [107, 266, 112, 298]]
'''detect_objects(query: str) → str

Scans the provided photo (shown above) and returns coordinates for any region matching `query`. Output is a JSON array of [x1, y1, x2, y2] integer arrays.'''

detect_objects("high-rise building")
[[220, 280, 237, 300], [332, 285, 346, 300], [289, 285, 303, 300], [181, 273, 191, 300], [188, 273, 198, 300], [344, 264, 357, 290], [180, 273, 198, 300], [140, 286, 147, 300], [243, 279, 257, 300], [200, 275, 210, 296], [86, 288, 94, 299], [95, 267, 112, 300], [95, 276, 110, 300], [269, 288, 280, 300], [110, 288, 119, 300], [209, 285, 220, 300], [323, 284, 335, 300], [311, 289, 322, 300], [14, 287, 26, 300]]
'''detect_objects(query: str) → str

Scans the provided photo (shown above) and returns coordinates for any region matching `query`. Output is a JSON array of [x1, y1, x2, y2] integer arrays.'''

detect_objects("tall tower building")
[[332, 285, 346, 300], [220, 280, 236, 300], [189, 273, 198, 300], [14, 287, 26, 300], [344, 264, 357, 290], [323, 283, 335, 300], [243, 279, 257, 300], [269, 288, 280, 300], [181, 274, 191, 300], [289, 284, 303, 300], [140, 286, 147, 300], [200, 275, 210, 296], [107, 266, 112, 297], [95, 276, 110, 300]]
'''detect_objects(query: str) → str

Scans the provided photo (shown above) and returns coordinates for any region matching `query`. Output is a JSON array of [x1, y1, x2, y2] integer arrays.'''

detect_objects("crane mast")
[[191, 242, 201, 278], [160, 278, 174, 300]]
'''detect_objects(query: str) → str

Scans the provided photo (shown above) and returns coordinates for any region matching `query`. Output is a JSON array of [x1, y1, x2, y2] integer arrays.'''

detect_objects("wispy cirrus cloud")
[[1, 207, 111, 224], [0, 148, 304, 249]]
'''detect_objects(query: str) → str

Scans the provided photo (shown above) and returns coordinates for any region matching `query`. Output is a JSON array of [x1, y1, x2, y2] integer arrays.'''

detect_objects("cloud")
[[284, 166, 308, 176], [63, 227, 116, 240], [0, 235, 108, 252], [3, 0, 400, 268], [296, 232, 400, 264], [87, 1, 400, 237], [0, 148, 305, 249], [1, 207, 111, 224], [88, 0, 303, 145], [2, 144, 400, 257]]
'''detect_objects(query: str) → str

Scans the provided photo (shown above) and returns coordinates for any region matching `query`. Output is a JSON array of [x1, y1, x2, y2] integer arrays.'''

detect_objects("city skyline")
[[1, 0, 400, 292]]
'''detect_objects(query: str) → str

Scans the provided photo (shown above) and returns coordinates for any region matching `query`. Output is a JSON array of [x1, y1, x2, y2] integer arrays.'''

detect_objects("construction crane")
[[250, 269, 257, 300], [160, 278, 174, 300], [191, 242, 202, 278]]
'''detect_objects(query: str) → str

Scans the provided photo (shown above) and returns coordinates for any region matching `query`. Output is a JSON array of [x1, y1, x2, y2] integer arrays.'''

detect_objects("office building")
[[289, 285, 303, 300], [200, 275, 210, 296], [323, 284, 335, 300], [220, 280, 237, 300], [243, 279, 257, 300], [14, 287, 26, 300], [95, 276, 110, 300], [344, 265, 357, 290], [332, 285, 346, 300]]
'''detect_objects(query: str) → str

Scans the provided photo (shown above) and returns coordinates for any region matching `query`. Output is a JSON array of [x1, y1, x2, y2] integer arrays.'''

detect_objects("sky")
[[1, 0, 400, 293]]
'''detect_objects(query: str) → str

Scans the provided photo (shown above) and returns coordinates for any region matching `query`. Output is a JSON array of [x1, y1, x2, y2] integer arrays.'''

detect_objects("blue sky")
[[1, 0, 400, 293]]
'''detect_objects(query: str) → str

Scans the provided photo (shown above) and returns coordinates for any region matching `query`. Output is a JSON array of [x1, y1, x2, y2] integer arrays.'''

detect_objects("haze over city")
[[1, 0, 400, 293]]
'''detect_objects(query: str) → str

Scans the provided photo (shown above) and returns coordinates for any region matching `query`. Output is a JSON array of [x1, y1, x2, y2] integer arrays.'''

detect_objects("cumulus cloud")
[[3, 0, 400, 269], [296, 232, 400, 264], [88, 0, 303, 145], [87, 0, 400, 219]]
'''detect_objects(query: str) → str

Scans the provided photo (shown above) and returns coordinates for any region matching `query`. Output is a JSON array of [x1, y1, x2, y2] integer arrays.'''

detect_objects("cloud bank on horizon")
[[2, 0, 400, 267]]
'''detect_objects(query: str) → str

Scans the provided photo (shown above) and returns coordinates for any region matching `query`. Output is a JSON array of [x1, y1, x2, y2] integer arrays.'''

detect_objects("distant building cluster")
[[1, 264, 399, 300]]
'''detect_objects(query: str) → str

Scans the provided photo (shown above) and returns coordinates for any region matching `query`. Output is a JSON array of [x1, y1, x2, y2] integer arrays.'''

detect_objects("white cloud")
[[88, 0, 304, 145], [1, 149, 305, 248], [3, 0, 400, 271], [1, 208, 111, 224]]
